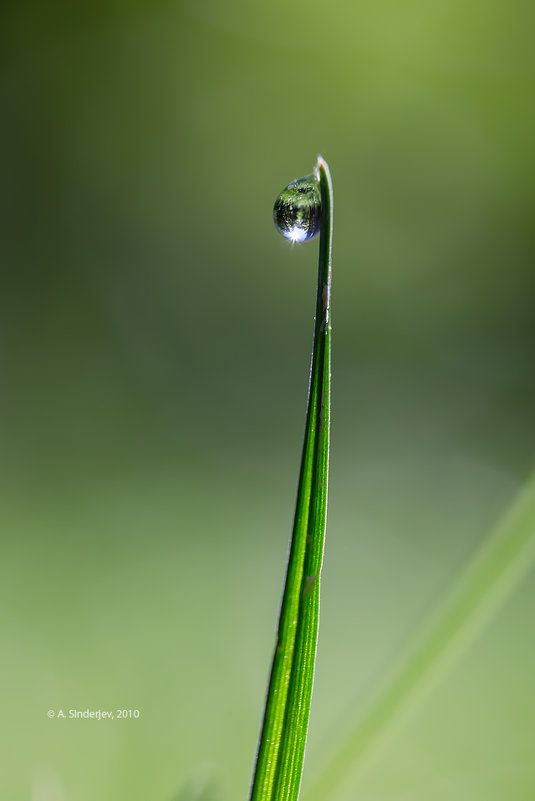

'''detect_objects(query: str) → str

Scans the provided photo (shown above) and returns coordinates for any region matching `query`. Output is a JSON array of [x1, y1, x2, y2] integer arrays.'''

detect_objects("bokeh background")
[[1, 1, 534, 800]]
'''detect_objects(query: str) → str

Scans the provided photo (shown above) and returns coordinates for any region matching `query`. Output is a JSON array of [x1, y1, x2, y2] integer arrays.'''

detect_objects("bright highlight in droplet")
[[288, 227, 308, 243]]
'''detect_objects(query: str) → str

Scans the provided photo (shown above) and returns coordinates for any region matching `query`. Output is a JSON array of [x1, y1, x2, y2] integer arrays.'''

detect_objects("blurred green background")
[[1, 1, 534, 799]]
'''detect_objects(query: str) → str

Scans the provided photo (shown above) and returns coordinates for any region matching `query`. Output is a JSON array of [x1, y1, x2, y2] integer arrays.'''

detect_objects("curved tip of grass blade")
[[248, 159, 333, 801]]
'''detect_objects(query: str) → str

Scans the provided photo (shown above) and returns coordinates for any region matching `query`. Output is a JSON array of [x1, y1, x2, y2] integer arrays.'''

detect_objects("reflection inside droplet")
[[273, 174, 321, 243]]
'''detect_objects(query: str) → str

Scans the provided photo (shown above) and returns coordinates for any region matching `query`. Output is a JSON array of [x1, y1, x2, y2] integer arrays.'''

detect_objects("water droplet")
[[273, 174, 321, 243]]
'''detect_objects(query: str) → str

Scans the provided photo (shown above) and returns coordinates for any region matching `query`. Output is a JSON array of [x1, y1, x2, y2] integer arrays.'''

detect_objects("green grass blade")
[[249, 156, 333, 801], [307, 472, 535, 801]]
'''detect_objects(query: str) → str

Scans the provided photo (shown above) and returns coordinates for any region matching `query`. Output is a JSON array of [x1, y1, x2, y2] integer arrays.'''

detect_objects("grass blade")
[[249, 156, 333, 801], [307, 472, 535, 801]]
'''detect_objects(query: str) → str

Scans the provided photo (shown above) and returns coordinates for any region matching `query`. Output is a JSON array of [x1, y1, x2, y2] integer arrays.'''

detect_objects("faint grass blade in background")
[[307, 472, 535, 801], [248, 156, 333, 801], [172, 776, 218, 801]]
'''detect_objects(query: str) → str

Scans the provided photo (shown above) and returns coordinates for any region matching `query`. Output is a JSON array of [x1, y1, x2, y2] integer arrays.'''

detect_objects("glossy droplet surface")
[[273, 174, 321, 243]]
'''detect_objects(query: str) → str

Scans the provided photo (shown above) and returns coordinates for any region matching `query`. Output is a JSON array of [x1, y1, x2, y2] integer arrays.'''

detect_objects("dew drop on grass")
[[273, 173, 321, 243]]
